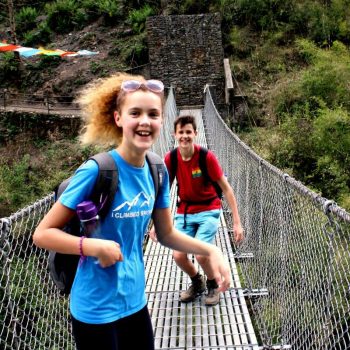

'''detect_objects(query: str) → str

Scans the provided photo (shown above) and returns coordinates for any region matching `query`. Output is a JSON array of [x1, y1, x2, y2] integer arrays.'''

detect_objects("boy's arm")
[[152, 207, 232, 291], [216, 175, 244, 244]]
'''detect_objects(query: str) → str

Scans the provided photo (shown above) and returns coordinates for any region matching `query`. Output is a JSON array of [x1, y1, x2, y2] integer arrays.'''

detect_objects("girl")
[[33, 72, 231, 350]]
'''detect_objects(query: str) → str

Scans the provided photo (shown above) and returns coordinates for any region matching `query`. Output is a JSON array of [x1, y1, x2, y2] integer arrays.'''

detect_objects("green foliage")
[[244, 101, 350, 211], [275, 110, 317, 179], [0, 138, 99, 217], [23, 21, 52, 46], [89, 61, 109, 77], [0, 52, 21, 83], [301, 62, 350, 111], [127, 5, 154, 34], [97, 0, 123, 23], [304, 0, 350, 46], [0, 155, 35, 211], [178, 0, 211, 14], [212, 0, 350, 47], [15, 7, 39, 35], [312, 107, 350, 206], [276, 40, 350, 115], [228, 26, 254, 58], [78, 0, 103, 22], [231, 0, 293, 31], [44, 0, 87, 34], [0, 52, 18, 75], [296, 41, 350, 112], [8, 255, 74, 349], [295, 38, 320, 64], [113, 33, 148, 66]]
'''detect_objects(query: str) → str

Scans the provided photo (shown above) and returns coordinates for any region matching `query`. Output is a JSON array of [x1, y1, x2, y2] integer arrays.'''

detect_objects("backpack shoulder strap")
[[89, 152, 118, 219], [198, 147, 223, 199], [198, 147, 210, 184], [55, 177, 72, 200], [146, 151, 165, 200], [169, 147, 178, 183]]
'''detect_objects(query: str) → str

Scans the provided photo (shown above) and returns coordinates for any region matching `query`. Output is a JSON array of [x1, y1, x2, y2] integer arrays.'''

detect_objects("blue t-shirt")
[[59, 149, 170, 324]]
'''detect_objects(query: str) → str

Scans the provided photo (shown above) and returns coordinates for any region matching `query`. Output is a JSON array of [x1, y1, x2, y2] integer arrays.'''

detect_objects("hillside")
[[1, 22, 143, 97]]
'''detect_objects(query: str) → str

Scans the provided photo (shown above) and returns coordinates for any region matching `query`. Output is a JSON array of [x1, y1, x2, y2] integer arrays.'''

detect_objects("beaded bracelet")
[[79, 236, 86, 265]]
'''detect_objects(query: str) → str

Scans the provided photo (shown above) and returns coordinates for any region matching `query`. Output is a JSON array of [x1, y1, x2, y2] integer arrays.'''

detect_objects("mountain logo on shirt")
[[113, 191, 154, 212]]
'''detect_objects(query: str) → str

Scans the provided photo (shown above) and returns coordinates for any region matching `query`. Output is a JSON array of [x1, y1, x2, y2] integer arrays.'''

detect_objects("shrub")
[[113, 33, 148, 67], [312, 107, 350, 207], [127, 5, 154, 34], [0, 155, 35, 214], [23, 21, 52, 46], [45, 0, 79, 34], [275, 40, 350, 115], [97, 0, 123, 24], [0, 52, 21, 83], [15, 7, 38, 36], [301, 42, 350, 110]]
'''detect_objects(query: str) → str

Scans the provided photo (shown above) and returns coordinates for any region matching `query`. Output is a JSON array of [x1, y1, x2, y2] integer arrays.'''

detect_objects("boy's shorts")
[[174, 210, 221, 244]]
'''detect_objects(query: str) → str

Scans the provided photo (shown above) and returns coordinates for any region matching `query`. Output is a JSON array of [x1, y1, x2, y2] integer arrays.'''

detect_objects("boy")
[[150, 115, 243, 306]]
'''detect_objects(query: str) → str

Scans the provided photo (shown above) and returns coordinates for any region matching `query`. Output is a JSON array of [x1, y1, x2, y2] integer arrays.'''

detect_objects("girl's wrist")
[[208, 244, 220, 258], [79, 237, 98, 258], [79, 236, 86, 263]]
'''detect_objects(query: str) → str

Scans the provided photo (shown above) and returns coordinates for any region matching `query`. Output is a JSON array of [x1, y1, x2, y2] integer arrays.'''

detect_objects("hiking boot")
[[180, 275, 206, 302], [204, 282, 220, 306]]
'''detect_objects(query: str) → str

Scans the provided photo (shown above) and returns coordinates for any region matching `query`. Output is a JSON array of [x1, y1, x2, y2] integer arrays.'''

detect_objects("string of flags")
[[0, 42, 99, 58]]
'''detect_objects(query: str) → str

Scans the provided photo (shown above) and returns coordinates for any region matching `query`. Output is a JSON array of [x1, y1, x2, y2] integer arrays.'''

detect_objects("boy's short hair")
[[174, 115, 197, 132]]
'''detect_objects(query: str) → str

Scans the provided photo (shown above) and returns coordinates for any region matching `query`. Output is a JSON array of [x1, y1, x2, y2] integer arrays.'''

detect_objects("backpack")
[[48, 151, 165, 296], [170, 146, 223, 200]]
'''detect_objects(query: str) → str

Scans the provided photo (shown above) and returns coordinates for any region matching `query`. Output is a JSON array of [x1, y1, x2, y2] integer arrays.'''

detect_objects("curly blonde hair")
[[77, 72, 163, 147]]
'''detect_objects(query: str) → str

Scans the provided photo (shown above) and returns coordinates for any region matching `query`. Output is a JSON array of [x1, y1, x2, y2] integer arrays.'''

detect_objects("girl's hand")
[[148, 227, 158, 243], [209, 246, 232, 292], [87, 238, 123, 267]]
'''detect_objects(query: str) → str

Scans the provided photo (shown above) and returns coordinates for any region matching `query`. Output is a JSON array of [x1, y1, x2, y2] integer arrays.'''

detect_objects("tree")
[[6, 0, 17, 44]]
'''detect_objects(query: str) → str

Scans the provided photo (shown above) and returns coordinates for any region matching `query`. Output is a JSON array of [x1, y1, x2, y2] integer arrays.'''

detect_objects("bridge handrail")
[[203, 85, 350, 349]]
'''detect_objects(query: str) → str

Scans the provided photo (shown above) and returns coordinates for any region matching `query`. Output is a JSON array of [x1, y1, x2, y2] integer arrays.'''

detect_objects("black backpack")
[[49, 151, 165, 296], [170, 146, 223, 200]]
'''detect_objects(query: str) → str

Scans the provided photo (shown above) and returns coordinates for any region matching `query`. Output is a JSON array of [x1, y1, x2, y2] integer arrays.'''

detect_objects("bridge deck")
[[144, 109, 259, 349]]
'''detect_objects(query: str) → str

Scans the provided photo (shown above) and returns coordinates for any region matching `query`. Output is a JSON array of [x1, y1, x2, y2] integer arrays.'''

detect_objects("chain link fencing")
[[203, 86, 350, 349]]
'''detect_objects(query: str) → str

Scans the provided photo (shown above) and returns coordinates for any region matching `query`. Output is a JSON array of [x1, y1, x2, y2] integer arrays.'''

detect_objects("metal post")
[[46, 96, 50, 114], [0, 218, 20, 350], [3, 89, 7, 109]]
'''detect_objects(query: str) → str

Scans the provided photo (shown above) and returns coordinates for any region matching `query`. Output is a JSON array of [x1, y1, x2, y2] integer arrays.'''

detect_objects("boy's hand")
[[233, 223, 244, 244]]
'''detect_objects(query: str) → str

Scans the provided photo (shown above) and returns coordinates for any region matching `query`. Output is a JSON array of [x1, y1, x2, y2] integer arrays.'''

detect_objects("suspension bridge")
[[1, 86, 350, 349]]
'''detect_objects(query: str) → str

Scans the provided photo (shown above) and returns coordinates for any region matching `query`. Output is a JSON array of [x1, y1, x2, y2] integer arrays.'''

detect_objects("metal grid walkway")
[[144, 109, 259, 350]]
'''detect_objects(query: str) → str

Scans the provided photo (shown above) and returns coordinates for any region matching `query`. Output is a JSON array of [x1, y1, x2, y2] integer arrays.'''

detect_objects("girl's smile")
[[115, 90, 163, 165]]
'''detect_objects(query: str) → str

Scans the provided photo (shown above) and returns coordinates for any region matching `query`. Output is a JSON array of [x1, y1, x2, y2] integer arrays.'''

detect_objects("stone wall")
[[147, 14, 225, 107]]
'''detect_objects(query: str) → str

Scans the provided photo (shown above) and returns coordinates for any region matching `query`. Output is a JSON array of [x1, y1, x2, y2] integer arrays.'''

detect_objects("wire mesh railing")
[[1, 85, 350, 349], [202, 85, 350, 349]]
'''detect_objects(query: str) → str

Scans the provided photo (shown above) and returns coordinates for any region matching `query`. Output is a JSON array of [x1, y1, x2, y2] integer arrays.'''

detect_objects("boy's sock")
[[190, 272, 202, 282], [206, 278, 218, 289]]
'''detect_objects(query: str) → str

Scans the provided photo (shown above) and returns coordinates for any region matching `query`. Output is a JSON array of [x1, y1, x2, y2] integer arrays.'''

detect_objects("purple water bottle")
[[76, 200, 100, 237]]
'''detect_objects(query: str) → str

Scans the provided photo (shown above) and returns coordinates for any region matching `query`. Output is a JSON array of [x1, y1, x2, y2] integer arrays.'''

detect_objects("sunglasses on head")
[[121, 79, 164, 93]]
